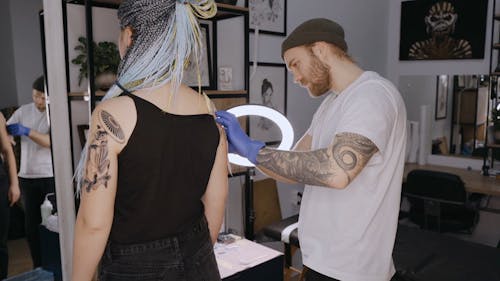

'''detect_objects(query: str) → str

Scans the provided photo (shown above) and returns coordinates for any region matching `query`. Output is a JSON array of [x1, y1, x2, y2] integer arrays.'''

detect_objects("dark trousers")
[[0, 176, 9, 279], [19, 177, 55, 268], [304, 266, 400, 281], [304, 267, 340, 281], [99, 216, 220, 281]]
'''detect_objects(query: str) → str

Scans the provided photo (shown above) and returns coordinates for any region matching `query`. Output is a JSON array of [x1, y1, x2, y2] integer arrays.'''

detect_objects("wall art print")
[[248, 0, 287, 35], [399, 0, 487, 60], [249, 62, 287, 145]]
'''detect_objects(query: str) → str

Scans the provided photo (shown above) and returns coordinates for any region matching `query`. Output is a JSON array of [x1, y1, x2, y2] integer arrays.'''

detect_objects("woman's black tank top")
[[109, 93, 220, 244]]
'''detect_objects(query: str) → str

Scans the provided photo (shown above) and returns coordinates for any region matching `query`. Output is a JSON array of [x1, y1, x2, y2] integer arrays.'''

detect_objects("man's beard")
[[303, 54, 331, 97]]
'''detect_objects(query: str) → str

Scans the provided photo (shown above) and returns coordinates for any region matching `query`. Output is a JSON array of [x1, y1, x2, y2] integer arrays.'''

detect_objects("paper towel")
[[407, 121, 419, 163], [418, 105, 431, 165]]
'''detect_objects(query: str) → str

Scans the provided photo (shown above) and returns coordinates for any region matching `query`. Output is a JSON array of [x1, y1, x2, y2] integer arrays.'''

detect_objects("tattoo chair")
[[403, 169, 481, 234]]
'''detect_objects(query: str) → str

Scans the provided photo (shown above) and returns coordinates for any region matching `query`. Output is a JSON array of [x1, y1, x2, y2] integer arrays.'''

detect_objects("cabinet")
[[484, 1, 500, 174]]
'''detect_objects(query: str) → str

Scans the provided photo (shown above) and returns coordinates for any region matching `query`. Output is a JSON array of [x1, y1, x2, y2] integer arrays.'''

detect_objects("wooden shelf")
[[205, 89, 247, 95], [495, 14, 500, 20], [493, 43, 500, 49], [68, 91, 106, 99], [487, 143, 500, 148]]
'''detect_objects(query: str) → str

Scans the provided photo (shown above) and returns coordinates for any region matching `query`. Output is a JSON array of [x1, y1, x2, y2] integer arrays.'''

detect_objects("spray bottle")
[[40, 193, 54, 226]]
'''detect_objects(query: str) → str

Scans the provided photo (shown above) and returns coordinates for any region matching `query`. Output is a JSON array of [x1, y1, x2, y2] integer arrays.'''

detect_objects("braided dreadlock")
[[75, 0, 217, 194]]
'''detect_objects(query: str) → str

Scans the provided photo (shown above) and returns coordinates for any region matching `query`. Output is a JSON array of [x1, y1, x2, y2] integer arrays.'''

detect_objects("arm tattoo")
[[100, 110, 125, 143], [256, 132, 378, 187], [83, 124, 111, 192]]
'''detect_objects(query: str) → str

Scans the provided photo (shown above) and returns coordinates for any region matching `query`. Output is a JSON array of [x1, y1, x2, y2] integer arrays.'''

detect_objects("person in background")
[[6, 75, 54, 269], [216, 18, 407, 281], [0, 112, 21, 279], [72, 0, 228, 280]]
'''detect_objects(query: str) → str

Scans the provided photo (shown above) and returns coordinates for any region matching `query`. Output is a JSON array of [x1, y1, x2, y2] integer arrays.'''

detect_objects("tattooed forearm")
[[257, 147, 338, 187], [256, 132, 378, 188], [83, 125, 111, 192]]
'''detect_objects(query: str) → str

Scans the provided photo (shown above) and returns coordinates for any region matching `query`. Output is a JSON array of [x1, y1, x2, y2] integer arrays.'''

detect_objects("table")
[[404, 163, 500, 197], [215, 238, 283, 281]]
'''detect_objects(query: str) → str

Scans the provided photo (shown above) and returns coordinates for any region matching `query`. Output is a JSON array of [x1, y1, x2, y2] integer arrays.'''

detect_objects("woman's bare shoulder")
[[92, 96, 137, 142]]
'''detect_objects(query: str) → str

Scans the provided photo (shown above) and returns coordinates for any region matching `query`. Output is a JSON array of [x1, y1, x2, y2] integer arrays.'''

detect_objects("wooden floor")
[[6, 238, 33, 278]]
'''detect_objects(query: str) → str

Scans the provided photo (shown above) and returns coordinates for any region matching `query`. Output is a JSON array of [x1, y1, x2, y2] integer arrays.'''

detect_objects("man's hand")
[[7, 123, 31, 137], [215, 111, 265, 164], [8, 184, 20, 207]]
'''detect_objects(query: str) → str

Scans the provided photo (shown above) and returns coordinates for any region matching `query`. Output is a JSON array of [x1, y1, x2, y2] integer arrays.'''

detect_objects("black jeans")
[[0, 176, 9, 279], [304, 266, 400, 281], [19, 177, 55, 268], [99, 216, 221, 281], [304, 267, 340, 281]]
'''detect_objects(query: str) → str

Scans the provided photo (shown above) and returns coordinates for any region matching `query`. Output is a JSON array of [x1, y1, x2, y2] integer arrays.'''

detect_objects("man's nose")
[[291, 71, 302, 84]]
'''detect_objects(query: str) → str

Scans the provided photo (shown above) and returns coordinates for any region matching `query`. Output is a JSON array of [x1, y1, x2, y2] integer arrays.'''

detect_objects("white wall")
[[0, 0, 18, 108], [399, 75, 454, 141], [9, 0, 44, 105]]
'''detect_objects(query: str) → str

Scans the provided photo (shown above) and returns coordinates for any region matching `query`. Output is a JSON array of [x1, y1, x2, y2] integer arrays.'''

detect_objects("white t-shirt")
[[299, 71, 407, 281], [7, 103, 53, 178]]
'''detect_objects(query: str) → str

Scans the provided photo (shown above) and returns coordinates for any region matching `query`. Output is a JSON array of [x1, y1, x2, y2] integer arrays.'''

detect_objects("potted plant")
[[71, 36, 120, 91]]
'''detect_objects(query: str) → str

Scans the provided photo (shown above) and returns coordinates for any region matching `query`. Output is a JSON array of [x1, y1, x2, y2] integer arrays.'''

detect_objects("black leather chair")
[[404, 169, 481, 233], [261, 215, 301, 279]]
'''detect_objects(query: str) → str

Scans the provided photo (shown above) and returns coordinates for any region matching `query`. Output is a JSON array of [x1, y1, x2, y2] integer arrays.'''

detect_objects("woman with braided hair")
[[72, 0, 228, 280]]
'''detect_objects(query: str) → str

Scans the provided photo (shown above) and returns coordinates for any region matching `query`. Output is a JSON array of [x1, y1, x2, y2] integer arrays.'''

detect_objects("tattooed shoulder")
[[99, 110, 125, 144]]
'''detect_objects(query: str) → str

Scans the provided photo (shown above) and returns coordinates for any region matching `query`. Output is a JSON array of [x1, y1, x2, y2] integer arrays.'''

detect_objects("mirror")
[[399, 74, 490, 160], [0, 0, 62, 279]]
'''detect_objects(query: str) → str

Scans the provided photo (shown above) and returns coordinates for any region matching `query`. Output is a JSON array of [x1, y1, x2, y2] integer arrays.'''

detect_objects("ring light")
[[227, 105, 294, 167]]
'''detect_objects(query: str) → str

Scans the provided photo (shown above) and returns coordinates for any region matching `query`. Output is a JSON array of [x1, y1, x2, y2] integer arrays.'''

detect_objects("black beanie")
[[32, 75, 45, 92], [281, 18, 348, 58]]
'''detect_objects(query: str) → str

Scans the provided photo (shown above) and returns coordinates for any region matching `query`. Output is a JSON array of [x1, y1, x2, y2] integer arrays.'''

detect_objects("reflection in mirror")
[[399, 74, 489, 160], [0, 0, 61, 279], [450, 75, 489, 157]]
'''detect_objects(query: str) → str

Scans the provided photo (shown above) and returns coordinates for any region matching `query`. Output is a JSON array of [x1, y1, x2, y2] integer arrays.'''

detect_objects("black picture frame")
[[435, 75, 448, 120], [246, 0, 287, 36], [399, 0, 487, 61], [248, 62, 287, 145], [183, 23, 213, 90]]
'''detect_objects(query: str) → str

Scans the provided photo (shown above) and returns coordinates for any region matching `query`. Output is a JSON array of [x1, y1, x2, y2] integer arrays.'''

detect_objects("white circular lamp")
[[227, 105, 294, 167]]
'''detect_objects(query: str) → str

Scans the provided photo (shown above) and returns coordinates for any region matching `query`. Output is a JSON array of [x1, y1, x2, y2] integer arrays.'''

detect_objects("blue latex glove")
[[7, 123, 31, 137], [215, 110, 265, 164]]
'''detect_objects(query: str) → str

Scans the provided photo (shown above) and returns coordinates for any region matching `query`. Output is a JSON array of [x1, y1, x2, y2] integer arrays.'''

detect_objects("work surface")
[[404, 163, 500, 196]]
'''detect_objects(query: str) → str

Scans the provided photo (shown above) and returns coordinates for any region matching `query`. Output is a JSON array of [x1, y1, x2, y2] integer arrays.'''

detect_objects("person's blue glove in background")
[[215, 110, 265, 164], [7, 123, 31, 137]]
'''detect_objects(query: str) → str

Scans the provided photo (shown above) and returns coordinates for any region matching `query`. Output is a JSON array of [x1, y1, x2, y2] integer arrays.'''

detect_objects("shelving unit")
[[64, 0, 256, 239], [484, 0, 500, 174]]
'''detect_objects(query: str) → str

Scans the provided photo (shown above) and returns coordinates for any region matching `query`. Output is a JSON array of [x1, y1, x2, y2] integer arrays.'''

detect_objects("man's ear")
[[311, 41, 329, 60]]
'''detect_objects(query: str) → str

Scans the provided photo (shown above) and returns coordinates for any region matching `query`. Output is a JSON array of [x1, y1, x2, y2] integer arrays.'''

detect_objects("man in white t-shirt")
[[6, 76, 54, 269], [216, 18, 407, 281]]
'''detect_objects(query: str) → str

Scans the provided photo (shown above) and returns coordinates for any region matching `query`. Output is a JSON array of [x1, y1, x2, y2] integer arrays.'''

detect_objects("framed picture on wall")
[[399, 0, 487, 60], [247, 0, 287, 36], [249, 62, 287, 144], [435, 75, 448, 120], [182, 23, 213, 89]]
